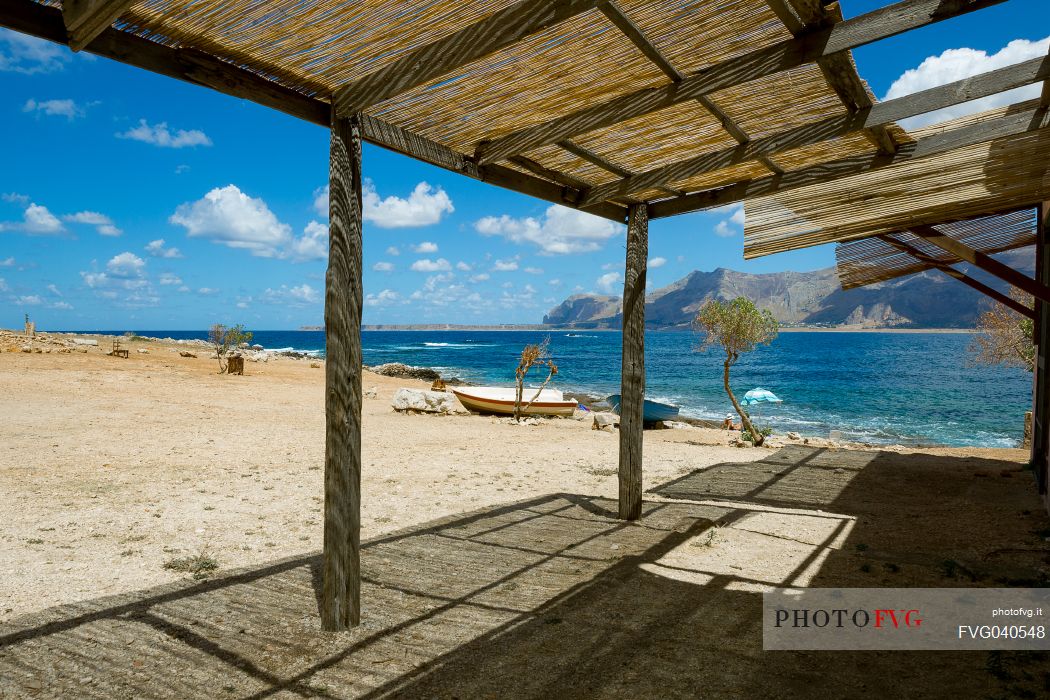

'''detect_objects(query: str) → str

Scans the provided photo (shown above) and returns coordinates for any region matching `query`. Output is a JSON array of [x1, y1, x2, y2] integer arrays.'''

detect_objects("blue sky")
[[0, 0, 1045, 329]]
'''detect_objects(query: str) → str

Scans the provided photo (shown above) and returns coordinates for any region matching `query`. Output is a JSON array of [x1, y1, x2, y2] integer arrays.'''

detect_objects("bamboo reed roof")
[[743, 100, 1050, 258], [4, 0, 1043, 227], [835, 208, 1038, 290]]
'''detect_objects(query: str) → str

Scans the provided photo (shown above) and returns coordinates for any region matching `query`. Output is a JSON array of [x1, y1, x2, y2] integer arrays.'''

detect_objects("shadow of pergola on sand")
[[2, 446, 1048, 698]]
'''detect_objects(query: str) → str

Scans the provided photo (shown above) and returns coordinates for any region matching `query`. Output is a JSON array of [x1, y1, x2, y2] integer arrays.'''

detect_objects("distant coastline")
[[356, 324, 976, 333]]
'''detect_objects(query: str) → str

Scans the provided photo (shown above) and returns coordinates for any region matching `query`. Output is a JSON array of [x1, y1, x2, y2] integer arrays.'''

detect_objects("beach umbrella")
[[742, 388, 782, 406]]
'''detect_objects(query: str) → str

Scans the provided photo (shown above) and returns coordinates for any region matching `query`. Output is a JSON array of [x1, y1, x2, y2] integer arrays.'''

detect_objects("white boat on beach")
[[451, 386, 578, 417]]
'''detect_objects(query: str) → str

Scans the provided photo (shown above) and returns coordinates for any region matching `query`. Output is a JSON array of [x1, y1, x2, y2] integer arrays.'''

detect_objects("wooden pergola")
[[4, 0, 1048, 630]]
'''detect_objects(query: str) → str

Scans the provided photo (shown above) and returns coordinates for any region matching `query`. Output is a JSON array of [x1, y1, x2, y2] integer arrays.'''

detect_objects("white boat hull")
[[452, 387, 577, 417]]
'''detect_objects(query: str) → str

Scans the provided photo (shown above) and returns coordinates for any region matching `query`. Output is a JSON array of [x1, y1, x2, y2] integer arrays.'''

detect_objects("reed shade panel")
[[742, 101, 1050, 259], [24, 0, 1001, 213], [104, 0, 875, 169], [835, 209, 1038, 290]]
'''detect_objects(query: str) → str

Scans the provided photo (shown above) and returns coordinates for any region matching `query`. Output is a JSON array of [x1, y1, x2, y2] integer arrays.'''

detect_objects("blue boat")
[[606, 395, 680, 422]]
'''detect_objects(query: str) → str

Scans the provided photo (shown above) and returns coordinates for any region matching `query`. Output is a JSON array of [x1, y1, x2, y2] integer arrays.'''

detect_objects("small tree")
[[970, 289, 1034, 373], [208, 323, 253, 374], [514, 338, 558, 422], [694, 297, 779, 446]]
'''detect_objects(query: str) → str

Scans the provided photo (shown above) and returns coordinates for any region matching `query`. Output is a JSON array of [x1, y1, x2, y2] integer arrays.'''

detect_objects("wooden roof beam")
[[647, 100, 1050, 219], [602, 1, 783, 178], [599, 1, 681, 81], [780, 1, 897, 154], [333, 0, 603, 116], [580, 54, 1050, 206], [874, 234, 1035, 317], [1041, 44, 1050, 107], [475, 0, 1006, 165], [555, 140, 683, 198], [909, 224, 1050, 303], [63, 0, 136, 52], [0, 0, 626, 223]]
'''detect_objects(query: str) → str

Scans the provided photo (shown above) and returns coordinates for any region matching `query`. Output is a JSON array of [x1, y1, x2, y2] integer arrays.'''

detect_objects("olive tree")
[[208, 323, 253, 374], [694, 297, 779, 446], [970, 289, 1034, 373]]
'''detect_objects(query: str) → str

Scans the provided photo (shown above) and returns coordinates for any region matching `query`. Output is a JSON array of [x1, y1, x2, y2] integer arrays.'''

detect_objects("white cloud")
[[469, 273, 490, 283], [648, 257, 667, 269], [17, 295, 42, 305], [524, 266, 544, 275], [0, 278, 7, 292], [456, 261, 472, 271], [263, 283, 320, 306], [413, 241, 438, 254], [158, 272, 183, 286], [8, 203, 65, 235], [80, 252, 151, 298], [313, 185, 330, 218], [197, 287, 219, 296], [145, 238, 183, 258], [50, 301, 73, 310], [0, 201, 67, 235], [106, 252, 146, 279], [23, 98, 83, 120], [363, 181, 454, 228], [492, 259, 519, 272], [548, 279, 561, 287], [171, 186, 325, 261], [411, 258, 452, 272], [884, 36, 1050, 129], [0, 29, 70, 74], [289, 221, 328, 262], [386, 246, 400, 256], [710, 202, 744, 237], [171, 185, 291, 257], [596, 271, 622, 294], [46, 283, 61, 296], [365, 289, 401, 307], [373, 261, 395, 272], [65, 211, 121, 236], [475, 204, 623, 255], [0, 257, 13, 268], [117, 119, 212, 148]]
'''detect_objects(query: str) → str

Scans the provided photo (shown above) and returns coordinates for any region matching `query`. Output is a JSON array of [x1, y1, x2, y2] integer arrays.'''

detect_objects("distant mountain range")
[[542, 248, 1034, 329]]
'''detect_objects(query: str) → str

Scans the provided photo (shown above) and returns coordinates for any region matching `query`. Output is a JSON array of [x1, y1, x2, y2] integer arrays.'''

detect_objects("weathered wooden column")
[[322, 111, 364, 630], [1034, 201, 1050, 507], [618, 203, 648, 520]]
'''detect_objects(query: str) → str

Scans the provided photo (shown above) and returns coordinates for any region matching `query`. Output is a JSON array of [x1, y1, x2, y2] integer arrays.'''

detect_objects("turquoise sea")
[[82, 329, 1032, 448]]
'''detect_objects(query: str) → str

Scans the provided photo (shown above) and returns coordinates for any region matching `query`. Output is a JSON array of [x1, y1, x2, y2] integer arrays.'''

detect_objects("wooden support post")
[[322, 112, 364, 630], [1033, 202, 1050, 498], [618, 203, 647, 520]]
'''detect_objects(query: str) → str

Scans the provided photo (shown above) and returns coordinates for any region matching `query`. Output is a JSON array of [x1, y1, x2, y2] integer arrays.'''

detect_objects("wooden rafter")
[[909, 224, 1050, 304], [580, 56, 1050, 206], [599, 1, 680, 81], [780, 0, 898, 154], [600, 0, 782, 182], [875, 234, 1035, 318], [1041, 44, 1050, 107], [475, 0, 1006, 165], [333, 0, 602, 115], [648, 100, 1050, 218], [0, 0, 626, 223], [556, 140, 682, 198], [62, 0, 136, 52]]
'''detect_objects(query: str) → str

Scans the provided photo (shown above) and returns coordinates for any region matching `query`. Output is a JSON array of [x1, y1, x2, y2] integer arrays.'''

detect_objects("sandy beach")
[[2, 330, 1049, 698]]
